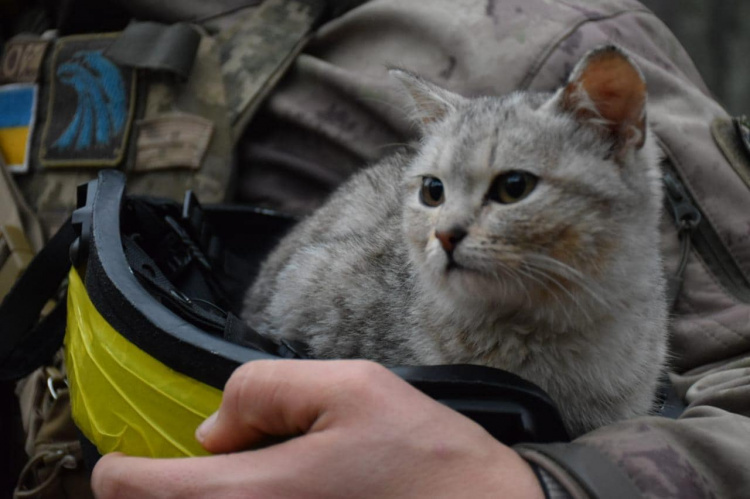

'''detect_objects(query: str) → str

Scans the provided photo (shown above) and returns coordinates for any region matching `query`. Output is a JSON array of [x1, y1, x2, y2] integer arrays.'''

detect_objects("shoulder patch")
[[0, 84, 38, 173], [39, 34, 136, 168], [0, 38, 50, 84]]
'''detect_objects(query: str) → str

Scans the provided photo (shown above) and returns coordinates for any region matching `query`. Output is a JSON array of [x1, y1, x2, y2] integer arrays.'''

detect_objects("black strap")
[[105, 21, 201, 78], [123, 234, 226, 336], [124, 233, 297, 357], [0, 300, 67, 380], [127, 198, 230, 308], [224, 311, 278, 355], [0, 220, 76, 380]]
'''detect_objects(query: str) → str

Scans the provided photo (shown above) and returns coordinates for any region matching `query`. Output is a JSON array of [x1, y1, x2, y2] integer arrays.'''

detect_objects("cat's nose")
[[435, 227, 467, 254]]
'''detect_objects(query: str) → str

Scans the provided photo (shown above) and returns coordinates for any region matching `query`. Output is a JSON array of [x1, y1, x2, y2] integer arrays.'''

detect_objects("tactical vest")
[[0, 2, 358, 496], [0, 0, 331, 284]]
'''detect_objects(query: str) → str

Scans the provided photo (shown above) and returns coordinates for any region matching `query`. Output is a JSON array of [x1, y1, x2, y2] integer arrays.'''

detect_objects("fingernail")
[[196, 411, 218, 442]]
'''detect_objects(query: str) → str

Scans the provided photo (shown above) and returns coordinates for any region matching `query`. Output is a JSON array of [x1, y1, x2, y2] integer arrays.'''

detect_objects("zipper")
[[662, 165, 750, 303]]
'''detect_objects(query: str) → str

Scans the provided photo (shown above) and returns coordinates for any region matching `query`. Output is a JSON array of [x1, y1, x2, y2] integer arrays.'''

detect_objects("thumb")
[[196, 359, 376, 454]]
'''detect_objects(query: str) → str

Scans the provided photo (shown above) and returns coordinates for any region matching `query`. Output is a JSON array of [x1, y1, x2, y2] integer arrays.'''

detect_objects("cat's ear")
[[390, 69, 465, 128], [553, 46, 647, 156]]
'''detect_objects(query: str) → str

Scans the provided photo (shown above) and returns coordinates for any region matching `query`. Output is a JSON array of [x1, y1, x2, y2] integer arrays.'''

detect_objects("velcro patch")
[[134, 113, 214, 171], [39, 34, 136, 167], [0, 38, 50, 84], [0, 84, 38, 173]]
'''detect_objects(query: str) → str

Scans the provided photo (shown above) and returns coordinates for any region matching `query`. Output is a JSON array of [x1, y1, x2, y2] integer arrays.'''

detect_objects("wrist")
[[488, 446, 546, 499]]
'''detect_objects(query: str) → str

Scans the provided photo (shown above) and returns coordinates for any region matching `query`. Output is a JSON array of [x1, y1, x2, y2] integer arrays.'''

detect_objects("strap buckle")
[[46, 374, 69, 401], [161, 190, 217, 276]]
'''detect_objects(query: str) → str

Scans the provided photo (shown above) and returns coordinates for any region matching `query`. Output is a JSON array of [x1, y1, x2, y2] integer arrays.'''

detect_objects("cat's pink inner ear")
[[390, 69, 459, 127], [409, 91, 451, 125], [562, 48, 647, 151]]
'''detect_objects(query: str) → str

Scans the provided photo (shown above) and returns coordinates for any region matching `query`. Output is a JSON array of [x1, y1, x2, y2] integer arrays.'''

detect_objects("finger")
[[92, 452, 211, 499], [197, 359, 393, 454], [92, 435, 352, 499], [92, 451, 261, 499]]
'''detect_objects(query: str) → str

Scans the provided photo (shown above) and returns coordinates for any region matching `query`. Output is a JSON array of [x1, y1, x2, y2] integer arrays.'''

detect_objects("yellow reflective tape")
[[65, 268, 222, 457]]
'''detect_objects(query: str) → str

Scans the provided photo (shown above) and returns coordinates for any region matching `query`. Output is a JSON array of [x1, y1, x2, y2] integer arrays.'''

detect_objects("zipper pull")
[[663, 171, 702, 232], [662, 171, 702, 307]]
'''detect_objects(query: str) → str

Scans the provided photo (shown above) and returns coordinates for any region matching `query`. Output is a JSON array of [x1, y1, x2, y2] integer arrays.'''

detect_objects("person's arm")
[[516, 356, 750, 499], [92, 359, 545, 499]]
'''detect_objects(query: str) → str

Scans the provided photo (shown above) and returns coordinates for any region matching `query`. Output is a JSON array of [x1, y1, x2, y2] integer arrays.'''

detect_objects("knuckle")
[[228, 360, 268, 387], [223, 360, 286, 418], [225, 360, 273, 399], [91, 455, 128, 499], [339, 360, 391, 393], [351, 359, 389, 379]]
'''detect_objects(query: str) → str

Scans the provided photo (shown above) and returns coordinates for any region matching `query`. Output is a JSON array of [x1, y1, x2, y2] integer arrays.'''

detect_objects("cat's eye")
[[420, 177, 445, 207], [490, 171, 538, 204]]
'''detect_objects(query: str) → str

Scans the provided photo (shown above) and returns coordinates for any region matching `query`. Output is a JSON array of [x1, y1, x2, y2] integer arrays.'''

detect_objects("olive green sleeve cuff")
[[516, 443, 643, 499], [527, 461, 574, 499]]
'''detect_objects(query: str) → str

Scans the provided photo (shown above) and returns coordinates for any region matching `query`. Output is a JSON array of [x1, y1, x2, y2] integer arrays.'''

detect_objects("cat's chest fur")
[[243, 46, 668, 437], [413, 289, 665, 436]]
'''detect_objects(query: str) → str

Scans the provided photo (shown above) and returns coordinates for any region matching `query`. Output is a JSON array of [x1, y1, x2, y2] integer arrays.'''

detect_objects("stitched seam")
[[711, 118, 750, 190], [680, 296, 748, 349], [675, 247, 750, 351], [519, 7, 652, 90], [688, 244, 741, 307]]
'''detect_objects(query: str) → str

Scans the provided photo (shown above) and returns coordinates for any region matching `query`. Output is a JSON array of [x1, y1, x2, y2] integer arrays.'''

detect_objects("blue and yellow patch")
[[0, 84, 38, 173], [40, 34, 136, 167]]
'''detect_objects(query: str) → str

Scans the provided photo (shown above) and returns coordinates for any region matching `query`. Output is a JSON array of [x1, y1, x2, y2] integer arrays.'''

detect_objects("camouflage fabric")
[[0, 154, 43, 302], [236, 1, 750, 497], [12, 28, 235, 236], [216, 0, 325, 140], [126, 34, 234, 205], [8, 0, 326, 236]]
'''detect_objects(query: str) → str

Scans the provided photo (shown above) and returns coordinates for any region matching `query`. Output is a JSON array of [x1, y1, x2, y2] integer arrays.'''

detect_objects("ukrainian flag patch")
[[0, 84, 37, 173]]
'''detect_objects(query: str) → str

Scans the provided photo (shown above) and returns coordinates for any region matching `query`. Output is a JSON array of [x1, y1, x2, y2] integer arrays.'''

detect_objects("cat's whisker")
[[514, 265, 564, 313], [376, 142, 417, 151], [518, 264, 577, 324], [478, 250, 570, 313], [494, 261, 533, 306], [356, 94, 414, 111], [523, 254, 612, 310], [523, 261, 593, 313], [521, 263, 592, 324], [523, 253, 587, 282]]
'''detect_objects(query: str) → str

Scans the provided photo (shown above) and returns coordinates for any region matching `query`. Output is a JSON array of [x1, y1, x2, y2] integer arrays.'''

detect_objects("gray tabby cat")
[[243, 46, 668, 437]]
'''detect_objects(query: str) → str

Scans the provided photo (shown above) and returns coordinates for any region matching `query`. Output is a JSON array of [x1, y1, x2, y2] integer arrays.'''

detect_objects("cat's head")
[[396, 46, 662, 314]]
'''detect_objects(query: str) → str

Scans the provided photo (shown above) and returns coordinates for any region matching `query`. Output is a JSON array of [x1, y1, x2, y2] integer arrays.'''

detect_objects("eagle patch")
[[40, 34, 136, 167]]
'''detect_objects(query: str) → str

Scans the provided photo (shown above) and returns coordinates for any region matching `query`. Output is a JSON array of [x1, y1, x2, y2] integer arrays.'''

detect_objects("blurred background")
[[0, 0, 747, 114], [641, 0, 750, 115]]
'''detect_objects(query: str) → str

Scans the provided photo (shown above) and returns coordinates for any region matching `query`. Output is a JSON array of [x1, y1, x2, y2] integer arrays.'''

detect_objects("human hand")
[[92, 360, 544, 498]]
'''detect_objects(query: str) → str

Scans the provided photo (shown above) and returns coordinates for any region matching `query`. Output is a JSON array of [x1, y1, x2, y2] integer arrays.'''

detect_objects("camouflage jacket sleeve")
[[517, 358, 750, 498], [238, 1, 750, 497], [515, 2, 750, 497]]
